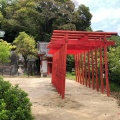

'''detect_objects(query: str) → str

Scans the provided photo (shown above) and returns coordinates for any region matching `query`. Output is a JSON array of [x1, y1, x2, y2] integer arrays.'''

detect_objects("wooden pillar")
[[100, 47, 104, 93], [75, 54, 78, 82], [81, 53, 84, 85], [81, 53, 83, 84], [95, 48, 99, 91], [88, 50, 91, 88], [104, 35, 110, 96], [83, 52, 85, 85], [78, 53, 81, 83], [79, 53, 82, 84], [61, 33, 68, 99], [76, 53, 79, 82], [84, 51, 87, 86], [91, 50, 95, 89]]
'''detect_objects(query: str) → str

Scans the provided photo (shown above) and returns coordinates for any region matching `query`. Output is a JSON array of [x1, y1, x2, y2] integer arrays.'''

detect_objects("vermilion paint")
[[48, 30, 117, 98]]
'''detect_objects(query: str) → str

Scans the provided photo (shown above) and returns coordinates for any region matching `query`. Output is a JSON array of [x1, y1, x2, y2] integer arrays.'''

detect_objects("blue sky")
[[72, 0, 120, 35]]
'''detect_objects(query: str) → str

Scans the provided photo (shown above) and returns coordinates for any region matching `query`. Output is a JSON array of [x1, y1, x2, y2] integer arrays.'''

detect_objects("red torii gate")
[[47, 30, 118, 99]]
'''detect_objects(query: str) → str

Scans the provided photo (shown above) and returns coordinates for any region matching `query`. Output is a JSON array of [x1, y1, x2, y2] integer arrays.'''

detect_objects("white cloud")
[[72, 0, 120, 9], [91, 8, 111, 23], [116, 24, 120, 34], [72, 0, 120, 35]]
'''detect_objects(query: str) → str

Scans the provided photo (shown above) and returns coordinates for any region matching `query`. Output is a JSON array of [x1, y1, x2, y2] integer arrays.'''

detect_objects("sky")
[[72, 0, 120, 35]]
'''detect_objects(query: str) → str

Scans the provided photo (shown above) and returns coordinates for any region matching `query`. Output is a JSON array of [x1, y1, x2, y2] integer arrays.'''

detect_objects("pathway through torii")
[[47, 30, 118, 99]]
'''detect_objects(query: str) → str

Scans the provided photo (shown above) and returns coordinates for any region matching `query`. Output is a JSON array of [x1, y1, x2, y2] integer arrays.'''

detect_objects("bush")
[[109, 64, 120, 86], [110, 82, 120, 92], [0, 77, 34, 120], [108, 46, 120, 86]]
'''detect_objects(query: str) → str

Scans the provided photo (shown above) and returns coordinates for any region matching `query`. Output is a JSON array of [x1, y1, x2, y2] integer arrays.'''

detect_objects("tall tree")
[[13, 32, 37, 68], [74, 4, 92, 30], [1, 0, 92, 42], [0, 39, 13, 64]]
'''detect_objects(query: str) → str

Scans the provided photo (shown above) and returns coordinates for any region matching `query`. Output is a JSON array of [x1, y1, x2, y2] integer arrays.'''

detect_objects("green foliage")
[[58, 23, 76, 30], [108, 35, 120, 86], [66, 55, 74, 72], [86, 26, 93, 31], [13, 32, 37, 66], [0, 11, 3, 22], [75, 4, 92, 30], [109, 35, 120, 47], [54, 0, 69, 2], [0, 0, 92, 42], [110, 83, 120, 92], [0, 99, 9, 120], [0, 39, 11, 64], [66, 72, 76, 80], [0, 77, 34, 120]]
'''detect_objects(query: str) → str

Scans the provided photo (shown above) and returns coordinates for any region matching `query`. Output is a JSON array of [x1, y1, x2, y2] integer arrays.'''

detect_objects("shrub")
[[0, 77, 34, 120], [108, 46, 120, 86], [109, 64, 120, 86], [110, 82, 120, 92]]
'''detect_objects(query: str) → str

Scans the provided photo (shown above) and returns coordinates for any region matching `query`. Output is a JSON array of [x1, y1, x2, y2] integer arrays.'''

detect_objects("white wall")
[[41, 60, 47, 73]]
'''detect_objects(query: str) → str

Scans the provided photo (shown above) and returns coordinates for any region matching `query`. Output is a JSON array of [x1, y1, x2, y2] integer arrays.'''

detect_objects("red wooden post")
[[75, 54, 78, 82], [48, 30, 117, 98], [79, 53, 81, 83], [50, 36, 67, 99], [61, 33, 68, 99], [100, 47, 104, 93], [86, 52, 88, 87], [62, 45, 67, 99], [76, 54, 79, 82], [55, 52, 58, 93], [77, 53, 81, 83], [81, 54, 83, 84], [57, 51, 60, 95], [91, 50, 95, 89], [104, 35, 110, 96], [47, 63, 49, 76], [76, 53, 79, 83], [82, 53, 85, 85], [81, 53, 84, 84], [84, 51, 87, 86], [88, 50, 91, 88], [95, 48, 99, 91]]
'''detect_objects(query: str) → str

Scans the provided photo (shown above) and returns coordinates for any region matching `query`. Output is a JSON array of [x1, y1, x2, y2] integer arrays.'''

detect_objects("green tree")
[[13, 32, 37, 67], [1, 0, 42, 42], [74, 4, 92, 30], [1, 0, 92, 42], [0, 39, 13, 64], [0, 11, 3, 22], [67, 55, 74, 72], [108, 35, 120, 86]]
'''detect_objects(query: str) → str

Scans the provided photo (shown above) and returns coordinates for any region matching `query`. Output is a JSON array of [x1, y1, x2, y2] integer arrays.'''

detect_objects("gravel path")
[[4, 77, 120, 120]]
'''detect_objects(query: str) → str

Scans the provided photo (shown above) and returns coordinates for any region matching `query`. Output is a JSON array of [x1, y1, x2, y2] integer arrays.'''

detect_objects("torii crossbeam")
[[47, 30, 118, 99]]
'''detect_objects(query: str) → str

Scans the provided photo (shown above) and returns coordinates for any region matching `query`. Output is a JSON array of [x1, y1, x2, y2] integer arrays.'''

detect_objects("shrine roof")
[[38, 42, 52, 57]]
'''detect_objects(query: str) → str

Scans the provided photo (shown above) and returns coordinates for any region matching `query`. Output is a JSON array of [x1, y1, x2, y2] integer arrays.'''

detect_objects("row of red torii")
[[47, 30, 118, 99]]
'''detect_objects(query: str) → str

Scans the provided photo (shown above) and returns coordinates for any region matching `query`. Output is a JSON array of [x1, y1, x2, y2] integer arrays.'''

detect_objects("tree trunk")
[[24, 56, 27, 69]]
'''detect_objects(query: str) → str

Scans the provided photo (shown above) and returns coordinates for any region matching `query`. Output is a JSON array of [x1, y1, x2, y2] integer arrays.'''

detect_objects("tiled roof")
[[38, 42, 52, 57]]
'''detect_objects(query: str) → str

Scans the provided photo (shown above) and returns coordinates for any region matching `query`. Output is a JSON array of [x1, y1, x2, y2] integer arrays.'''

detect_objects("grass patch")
[[110, 82, 120, 106], [110, 83, 120, 92], [66, 72, 76, 80]]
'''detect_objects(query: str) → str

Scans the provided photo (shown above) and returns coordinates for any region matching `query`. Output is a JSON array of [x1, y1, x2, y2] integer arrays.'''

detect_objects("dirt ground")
[[4, 77, 120, 120]]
